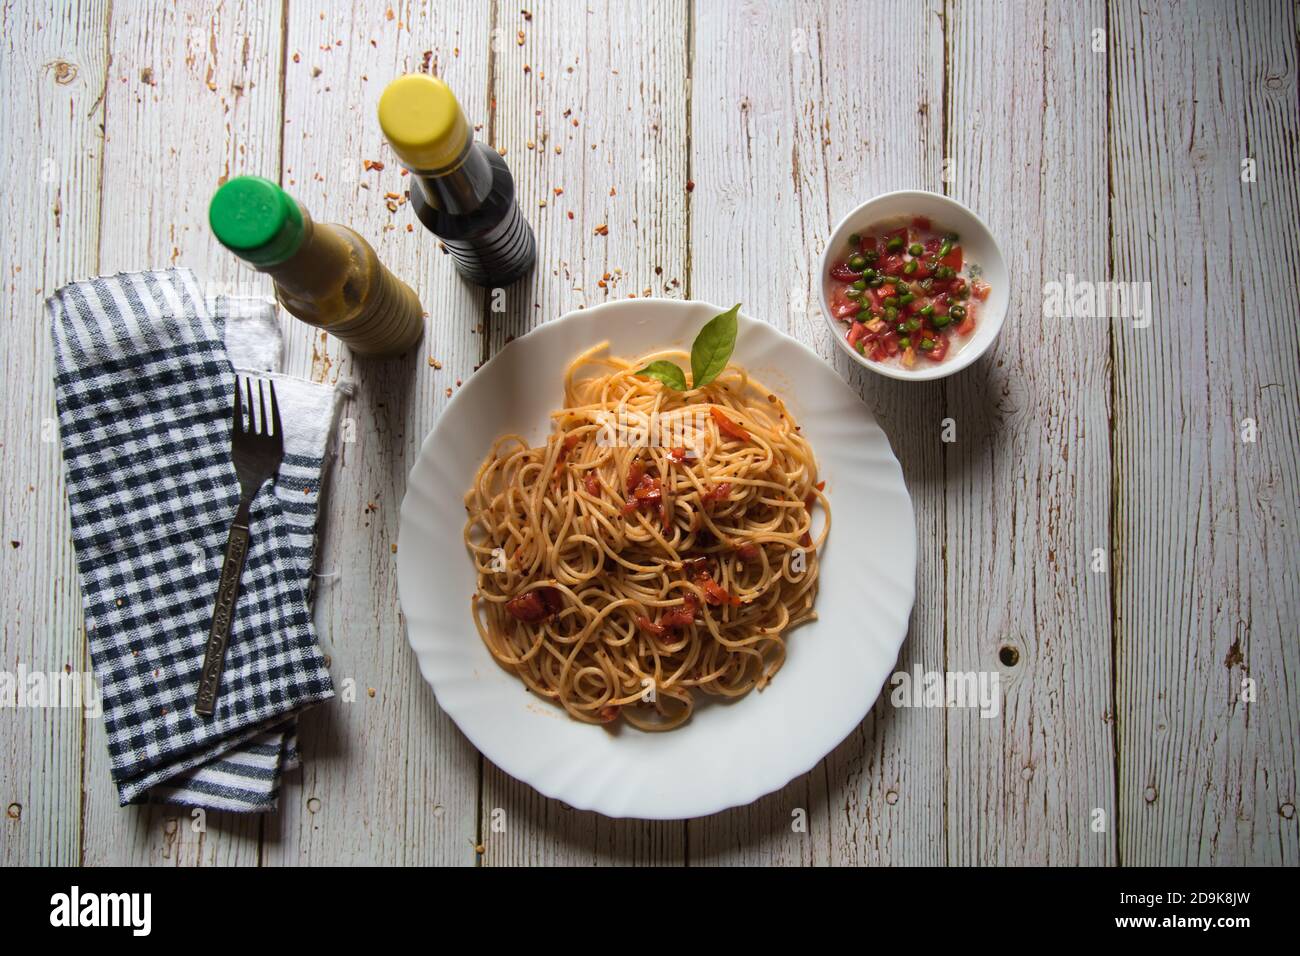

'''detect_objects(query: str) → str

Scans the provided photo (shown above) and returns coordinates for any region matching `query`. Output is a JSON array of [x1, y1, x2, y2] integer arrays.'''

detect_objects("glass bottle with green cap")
[[377, 73, 535, 287], [209, 175, 424, 356]]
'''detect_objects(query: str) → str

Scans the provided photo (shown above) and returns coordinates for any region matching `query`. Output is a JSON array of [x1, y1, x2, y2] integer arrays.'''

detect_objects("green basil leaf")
[[633, 360, 688, 391], [690, 303, 740, 389]]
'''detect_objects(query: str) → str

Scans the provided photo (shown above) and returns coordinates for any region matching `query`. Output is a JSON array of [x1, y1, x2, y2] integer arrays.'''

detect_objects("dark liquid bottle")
[[378, 74, 536, 288]]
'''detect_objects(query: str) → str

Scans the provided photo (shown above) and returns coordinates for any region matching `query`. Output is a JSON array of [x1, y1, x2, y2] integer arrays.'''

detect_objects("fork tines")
[[232, 376, 282, 439]]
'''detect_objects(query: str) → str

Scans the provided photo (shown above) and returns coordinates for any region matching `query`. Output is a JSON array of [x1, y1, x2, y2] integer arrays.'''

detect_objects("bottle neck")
[[261, 209, 361, 303], [411, 142, 494, 216]]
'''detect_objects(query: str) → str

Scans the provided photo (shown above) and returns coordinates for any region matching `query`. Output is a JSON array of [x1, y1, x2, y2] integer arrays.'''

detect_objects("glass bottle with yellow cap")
[[209, 176, 425, 357], [378, 74, 536, 287]]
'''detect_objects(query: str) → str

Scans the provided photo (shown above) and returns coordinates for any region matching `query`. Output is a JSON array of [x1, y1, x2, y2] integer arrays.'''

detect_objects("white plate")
[[397, 299, 915, 819]]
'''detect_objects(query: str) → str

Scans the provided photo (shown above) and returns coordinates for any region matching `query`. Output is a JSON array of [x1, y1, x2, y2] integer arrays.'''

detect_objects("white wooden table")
[[3, 0, 1296, 866]]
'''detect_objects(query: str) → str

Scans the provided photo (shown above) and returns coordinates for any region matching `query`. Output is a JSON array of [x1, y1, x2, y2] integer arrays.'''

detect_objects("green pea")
[[898, 293, 915, 305], [845, 288, 862, 299], [855, 339, 867, 354], [935, 266, 955, 280], [908, 243, 923, 256], [905, 318, 921, 332], [898, 336, 911, 349], [932, 313, 952, 328], [848, 253, 867, 271], [883, 296, 899, 308], [852, 278, 867, 291], [883, 306, 899, 321], [919, 304, 935, 317], [919, 337, 936, 351], [886, 236, 904, 252], [864, 249, 880, 264], [938, 241, 953, 257], [949, 304, 967, 319], [868, 275, 884, 287], [903, 260, 918, 275]]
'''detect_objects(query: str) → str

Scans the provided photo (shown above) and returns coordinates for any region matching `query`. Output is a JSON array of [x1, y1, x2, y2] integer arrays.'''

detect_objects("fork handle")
[[194, 507, 251, 717]]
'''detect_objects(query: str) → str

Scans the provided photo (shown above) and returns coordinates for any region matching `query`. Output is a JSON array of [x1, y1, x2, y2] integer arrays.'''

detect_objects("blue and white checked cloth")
[[47, 269, 340, 811]]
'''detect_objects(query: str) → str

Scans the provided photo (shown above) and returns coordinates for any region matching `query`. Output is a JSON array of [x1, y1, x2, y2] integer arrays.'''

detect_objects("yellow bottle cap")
[[377, 74, 470, 173]]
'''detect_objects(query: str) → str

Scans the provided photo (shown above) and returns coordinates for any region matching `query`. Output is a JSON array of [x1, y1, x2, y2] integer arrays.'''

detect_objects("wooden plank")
[[1110, 0, 1300, 865], [942, 0, 1115, 865], [477, 0, 691, 866], [264, 0, 489, 866], [686, 0, 948, 866], [80, 0, 285, 866], [0, 0, 110, 868]]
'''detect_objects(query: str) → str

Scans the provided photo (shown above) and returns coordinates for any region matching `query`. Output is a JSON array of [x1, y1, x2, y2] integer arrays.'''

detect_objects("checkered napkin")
[[47, 269, 341, 811]]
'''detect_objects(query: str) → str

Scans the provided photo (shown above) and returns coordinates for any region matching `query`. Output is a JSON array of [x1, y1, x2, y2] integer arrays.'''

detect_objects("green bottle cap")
[[209, 176, 305, 266]]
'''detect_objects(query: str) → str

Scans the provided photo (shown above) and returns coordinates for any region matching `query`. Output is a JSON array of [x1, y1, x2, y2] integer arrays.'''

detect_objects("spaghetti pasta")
[[463, 343, 828, 731]]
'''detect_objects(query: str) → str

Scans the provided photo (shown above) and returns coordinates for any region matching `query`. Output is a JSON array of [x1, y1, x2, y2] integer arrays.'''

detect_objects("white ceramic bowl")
[[819, 190, 1008, 382], [397, 299, 916, 819]]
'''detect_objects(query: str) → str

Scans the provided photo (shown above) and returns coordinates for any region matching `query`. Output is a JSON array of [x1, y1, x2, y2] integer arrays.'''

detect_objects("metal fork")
[[194, 377, 284, 717]]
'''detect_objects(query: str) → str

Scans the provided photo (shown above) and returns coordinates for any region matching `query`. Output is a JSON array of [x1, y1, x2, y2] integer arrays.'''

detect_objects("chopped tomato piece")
[[956, 314, 976, 336], [505, 586, 563, 623], [829, 285, 859, 318], [623, 473, 671, 532], [901, 346, 916, 368], [847, 320, 867, 348], [829, 261, 859, 281], [625, 458, 645, 493], [882, 331, 900, 356], [878, 253, 906, 276], [701, 576, 740, 606], [660, 594, 698, 629], [911, 216, 931, 230], [736, 543, 761, 562], [972, 279, 991, 301], [858, 234, 877, 255], [924, 336, 950, 361], [633, 474, 662, 503], [681, 558, 740, 606], [666, 447, 688, 464], [702, 481, 732, 505], [940, 245, 963, 270], [582, 472, 601, 496], [598, 705, 620, 722], [710, 407, 751, 442], [798, 531, 812, 547], [636, 616, 666, 637]]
